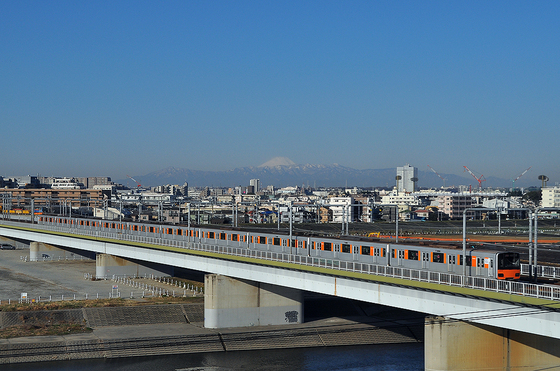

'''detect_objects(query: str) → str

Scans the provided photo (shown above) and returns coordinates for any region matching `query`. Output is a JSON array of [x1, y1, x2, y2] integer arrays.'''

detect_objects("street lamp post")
[[395, 206, 399, 243], [532, 207, 560, 283]]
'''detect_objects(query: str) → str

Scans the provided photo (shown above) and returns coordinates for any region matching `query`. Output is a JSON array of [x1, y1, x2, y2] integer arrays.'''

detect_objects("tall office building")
[[249, 179, 260, 193], [396, 164, 418, 193]]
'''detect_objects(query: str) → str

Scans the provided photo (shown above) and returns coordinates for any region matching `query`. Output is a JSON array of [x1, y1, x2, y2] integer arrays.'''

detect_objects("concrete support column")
[[95, 253, 174, 279], [425, 316, 560, 371], [204, 274, 303, 329], [30, 242, 78, 261]]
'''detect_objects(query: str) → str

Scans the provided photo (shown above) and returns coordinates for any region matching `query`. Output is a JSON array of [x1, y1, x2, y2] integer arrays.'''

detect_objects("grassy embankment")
[[0, 294, 203, 339]]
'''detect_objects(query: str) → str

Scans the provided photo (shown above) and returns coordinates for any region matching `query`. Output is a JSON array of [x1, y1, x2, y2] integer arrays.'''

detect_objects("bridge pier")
[[204, 274, 303, 328], [95, 254, 174, 279], [425, 316, 560, 370], [29, 242, 91, 261]]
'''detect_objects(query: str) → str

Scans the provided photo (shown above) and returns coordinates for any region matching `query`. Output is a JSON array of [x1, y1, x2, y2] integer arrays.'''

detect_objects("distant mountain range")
[[118, 158, 537, 189]]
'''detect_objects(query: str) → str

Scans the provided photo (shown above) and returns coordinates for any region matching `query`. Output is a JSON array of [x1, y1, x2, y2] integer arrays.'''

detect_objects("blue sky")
[[1, 1, 559, 185]]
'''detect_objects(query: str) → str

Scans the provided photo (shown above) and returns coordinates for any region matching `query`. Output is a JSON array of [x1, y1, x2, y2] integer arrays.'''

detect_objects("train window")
[[392, 249, 396, 259], [149, 227, 155, 233], [312, 241, 316, 250], [290, 240, 296, 247], [301, 241, 307, 249], [167, 228, 173, 234], [361, 246, 371, 255], [342, 244, 351, 253], [323, 242, 332, 251], [407, 250, 419, 260], [220, 233, 226, 240], [273, 238, 281, 246], [208, 232, 215, 239], [257, 236, 266, 244], [231, 234, 238, 241], [177, 229, 183, 236], [433, 252, 444, 263]]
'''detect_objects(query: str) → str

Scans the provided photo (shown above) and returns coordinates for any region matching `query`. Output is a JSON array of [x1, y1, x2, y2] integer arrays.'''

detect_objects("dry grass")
[[0, 296, 203, 338], [0, 296, 203, 312], [0, 323, 92, 339]]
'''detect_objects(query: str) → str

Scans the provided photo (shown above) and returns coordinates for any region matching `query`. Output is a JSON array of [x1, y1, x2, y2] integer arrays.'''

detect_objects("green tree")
[[523, 190, 541, 203]]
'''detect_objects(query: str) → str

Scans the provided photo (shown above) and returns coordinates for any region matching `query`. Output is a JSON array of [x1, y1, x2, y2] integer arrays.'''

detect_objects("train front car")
[[496, 252, 521, 280]]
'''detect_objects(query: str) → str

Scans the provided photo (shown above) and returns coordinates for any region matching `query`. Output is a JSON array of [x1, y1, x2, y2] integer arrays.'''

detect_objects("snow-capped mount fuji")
[[258, 157, 296, 167]]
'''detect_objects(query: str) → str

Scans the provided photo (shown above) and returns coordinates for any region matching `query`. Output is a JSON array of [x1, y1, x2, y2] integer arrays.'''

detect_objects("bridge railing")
[[521, 263, 560, 280], [3, 219, 560, 302]]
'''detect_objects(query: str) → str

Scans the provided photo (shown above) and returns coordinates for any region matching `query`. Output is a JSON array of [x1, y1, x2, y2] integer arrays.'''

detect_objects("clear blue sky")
[[1, 1, 558, 185]]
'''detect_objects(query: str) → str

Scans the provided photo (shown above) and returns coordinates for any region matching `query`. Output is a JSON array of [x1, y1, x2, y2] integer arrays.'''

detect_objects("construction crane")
[[511, 167, 532, 189], [427, 165, 446, 187], [463, 166, 486, 190], [126, 175, 141, 188]]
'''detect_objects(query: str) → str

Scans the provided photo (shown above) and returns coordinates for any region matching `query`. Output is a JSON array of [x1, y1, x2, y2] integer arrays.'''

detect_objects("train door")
[[333, 243, 340, 259], [476, 257, 483, 276], [448, 255, 456, 272], [353, 245, 360, 261], [397, 249, 404, 266], [422, 252, 430, 269], [486, 257, 493, 277]]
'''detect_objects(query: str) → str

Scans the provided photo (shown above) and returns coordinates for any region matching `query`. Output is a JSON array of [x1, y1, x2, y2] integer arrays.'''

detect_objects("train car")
[[36, 215, 521, 280]]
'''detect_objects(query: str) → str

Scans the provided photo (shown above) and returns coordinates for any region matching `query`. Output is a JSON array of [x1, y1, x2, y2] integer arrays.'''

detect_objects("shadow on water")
[[3, 343, 424, 371]]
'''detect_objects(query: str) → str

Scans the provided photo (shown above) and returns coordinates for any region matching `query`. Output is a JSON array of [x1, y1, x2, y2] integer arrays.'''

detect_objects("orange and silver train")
[[37, 216, 521, 280]]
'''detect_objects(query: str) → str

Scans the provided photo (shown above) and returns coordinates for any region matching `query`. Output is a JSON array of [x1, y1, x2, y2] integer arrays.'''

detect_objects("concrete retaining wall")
[[0, 304, 421, 364]]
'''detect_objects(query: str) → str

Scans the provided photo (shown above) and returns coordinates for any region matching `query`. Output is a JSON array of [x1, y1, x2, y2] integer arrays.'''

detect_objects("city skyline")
[[2, 1, 559, 183]]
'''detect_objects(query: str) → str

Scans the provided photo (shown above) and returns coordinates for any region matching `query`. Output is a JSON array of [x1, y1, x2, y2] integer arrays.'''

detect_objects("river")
[[3, 343, 423, 371]]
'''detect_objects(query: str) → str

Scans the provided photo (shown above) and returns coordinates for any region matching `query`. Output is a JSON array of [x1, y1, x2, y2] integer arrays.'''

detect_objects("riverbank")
[[0, 303, 423, 365]]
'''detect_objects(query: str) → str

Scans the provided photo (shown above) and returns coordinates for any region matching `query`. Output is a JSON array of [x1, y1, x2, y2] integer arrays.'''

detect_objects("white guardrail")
[[2, 219, 560, 303]]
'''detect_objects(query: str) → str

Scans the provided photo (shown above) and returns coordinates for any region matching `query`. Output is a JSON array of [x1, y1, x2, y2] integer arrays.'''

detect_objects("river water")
[[4, 343, 423, 371]]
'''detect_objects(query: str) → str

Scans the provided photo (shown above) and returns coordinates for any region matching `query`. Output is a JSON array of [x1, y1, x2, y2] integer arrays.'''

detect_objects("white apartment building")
[[542, 187, 560, 208], [278, 205, 314, 223], [380, 190, 421, 206], [328, 196, 358, 223], [397, 164, 418, 193], [436, 195, 473, 219]]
